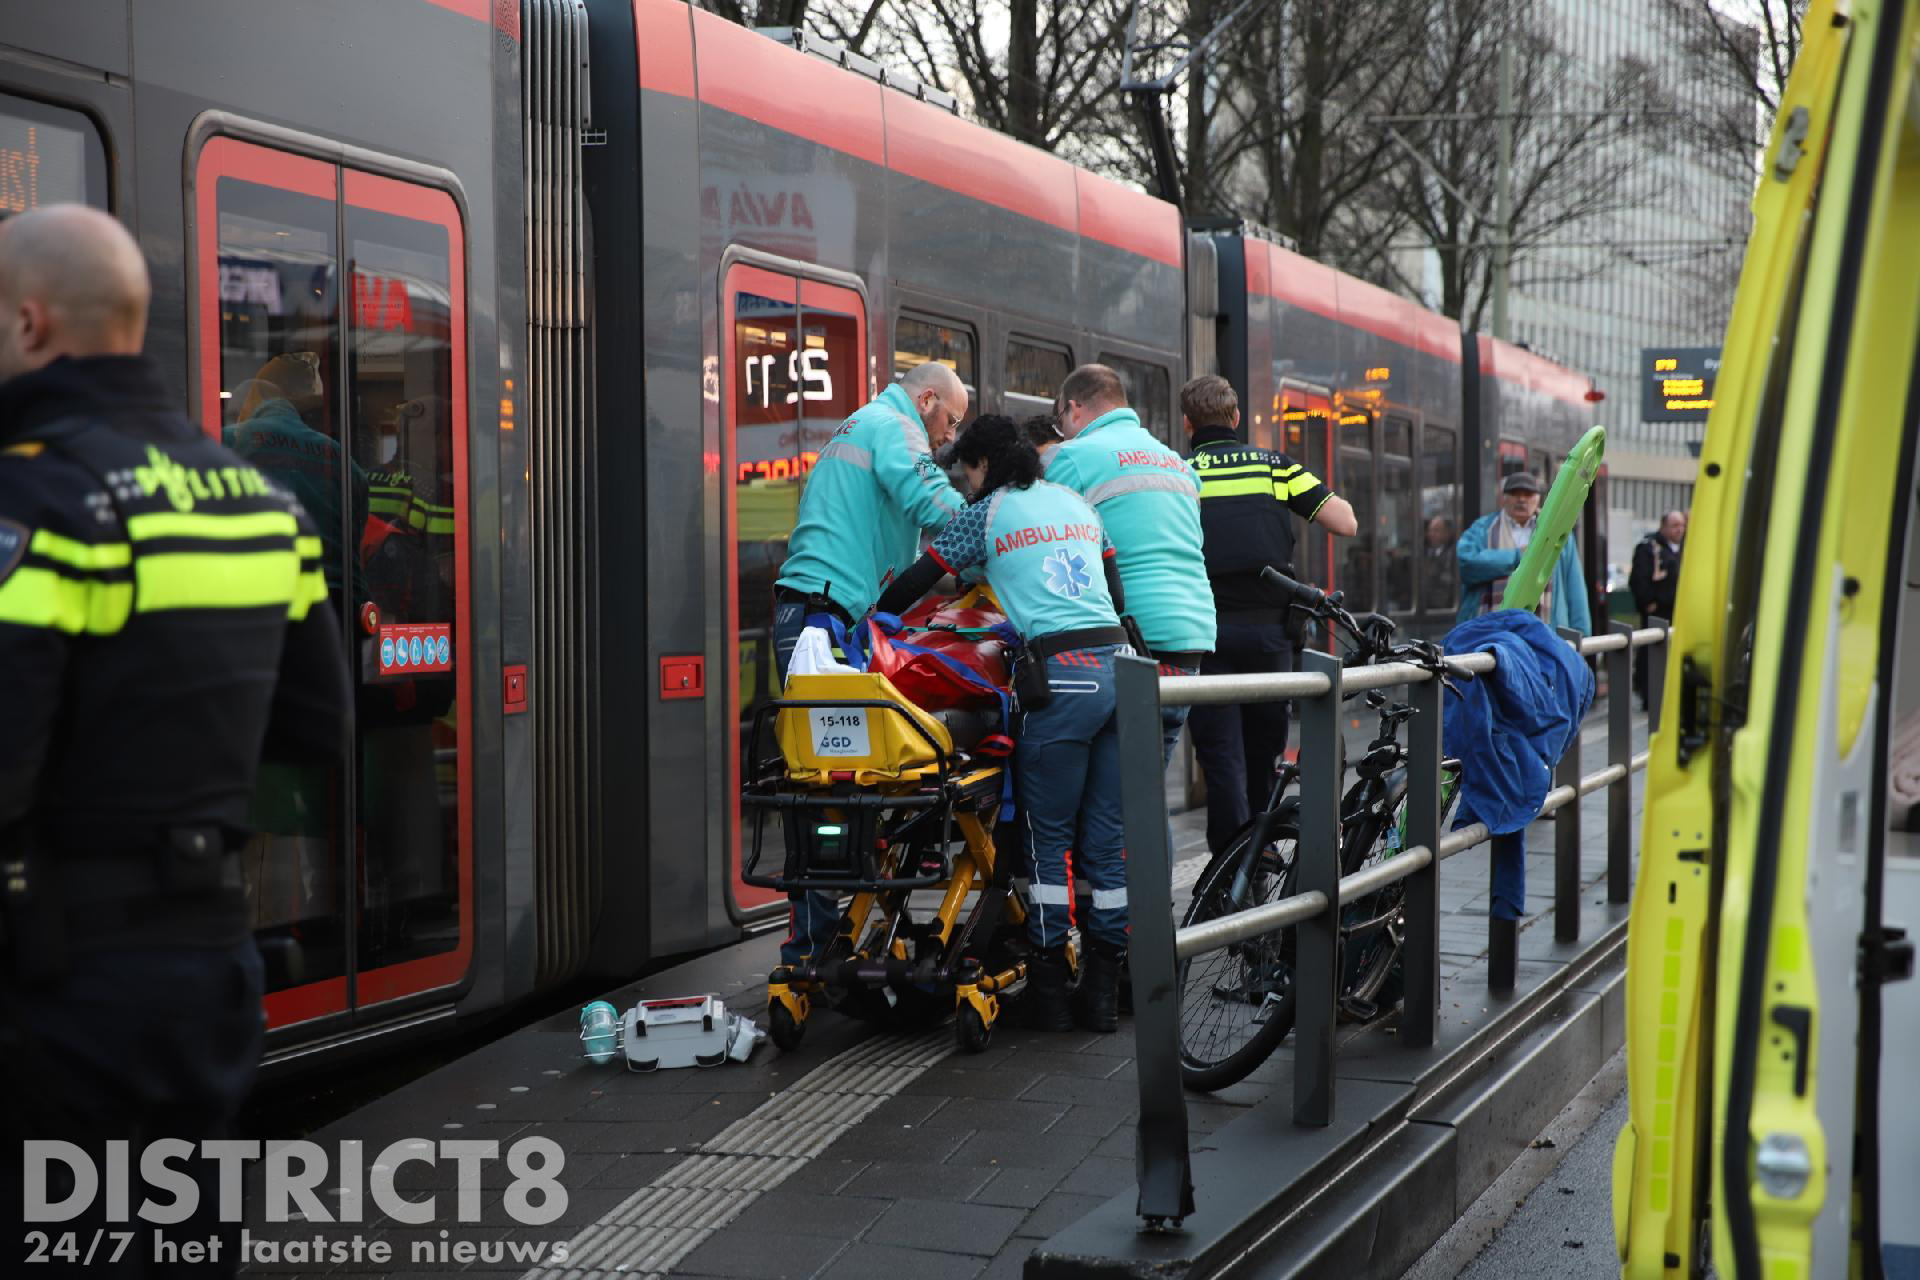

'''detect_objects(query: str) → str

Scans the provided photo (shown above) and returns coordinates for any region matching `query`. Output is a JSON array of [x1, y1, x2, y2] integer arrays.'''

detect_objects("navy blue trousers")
[[1018, 645, 1128, 950]]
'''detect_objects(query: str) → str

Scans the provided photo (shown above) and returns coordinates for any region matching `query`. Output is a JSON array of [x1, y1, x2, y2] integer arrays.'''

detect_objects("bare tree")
[[1657, 0, 1806, 181], [1361, 0, 1669, 331]]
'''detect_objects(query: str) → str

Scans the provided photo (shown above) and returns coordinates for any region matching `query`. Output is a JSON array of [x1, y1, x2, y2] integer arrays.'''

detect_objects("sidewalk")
[[236, 714, 1646, 1279]]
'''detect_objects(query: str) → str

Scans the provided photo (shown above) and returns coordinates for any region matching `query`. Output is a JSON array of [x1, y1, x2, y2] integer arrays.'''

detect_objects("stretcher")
[[741, 617, 1051, 1055]]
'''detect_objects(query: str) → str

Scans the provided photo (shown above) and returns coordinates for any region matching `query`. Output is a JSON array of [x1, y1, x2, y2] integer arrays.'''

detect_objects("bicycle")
[[1177, 567, 1463, 1092]]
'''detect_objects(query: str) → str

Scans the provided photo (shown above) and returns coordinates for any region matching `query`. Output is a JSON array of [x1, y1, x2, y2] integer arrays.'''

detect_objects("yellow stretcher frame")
[[1615, 0, 1920, 1274]]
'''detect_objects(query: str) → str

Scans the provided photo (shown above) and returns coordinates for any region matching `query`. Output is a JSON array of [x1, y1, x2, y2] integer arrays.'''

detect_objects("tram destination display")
[[1641, 346, 1720, 423], [0, 92, 107, 218]]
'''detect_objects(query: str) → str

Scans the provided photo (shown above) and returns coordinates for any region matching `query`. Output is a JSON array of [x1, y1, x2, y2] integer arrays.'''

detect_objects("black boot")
[[1075, 943, 1123, 1033], [1014, 948, 1075, 1031], [1488, 916, 1517, 995]]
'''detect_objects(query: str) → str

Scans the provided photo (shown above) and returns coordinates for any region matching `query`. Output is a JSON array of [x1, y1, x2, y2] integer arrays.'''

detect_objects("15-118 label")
[[808, 709, 869, 757]]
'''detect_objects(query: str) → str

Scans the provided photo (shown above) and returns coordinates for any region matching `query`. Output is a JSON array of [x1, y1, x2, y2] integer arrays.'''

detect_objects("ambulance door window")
[[198, 138, 350, 1020], [343, 170, 470, 1002]]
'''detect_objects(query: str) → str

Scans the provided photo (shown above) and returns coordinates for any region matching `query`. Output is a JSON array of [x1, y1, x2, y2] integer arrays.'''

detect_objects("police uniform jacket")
[[0, 355, 351, 948], [1188, 426, 1333, 615]]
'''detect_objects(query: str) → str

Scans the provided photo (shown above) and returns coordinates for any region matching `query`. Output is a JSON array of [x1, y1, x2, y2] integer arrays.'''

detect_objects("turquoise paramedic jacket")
[[1045, 407, 1215, 654], [1454, 510, 1592, 634], [928, 481, 1120, 641], [776, 383, 964, 617]]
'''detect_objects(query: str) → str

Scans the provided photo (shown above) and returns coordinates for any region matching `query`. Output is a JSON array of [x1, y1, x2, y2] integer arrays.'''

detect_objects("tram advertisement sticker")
[[809, 707, 871, 757]]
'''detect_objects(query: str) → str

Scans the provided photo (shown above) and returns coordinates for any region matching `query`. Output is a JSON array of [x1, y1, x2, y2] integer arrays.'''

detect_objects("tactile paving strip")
[[524, 1030, 954, 1276]]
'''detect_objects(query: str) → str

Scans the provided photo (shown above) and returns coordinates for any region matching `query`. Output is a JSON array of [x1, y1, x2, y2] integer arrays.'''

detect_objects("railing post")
[[1401, 657, 1444, 1050], [1113, 655, 1193, 1226], [1294, 649, 1344, 1127], [1607, 621, 1634, 904], [1554, 627, 1584, 943], [1646, 617, 1670, 731]]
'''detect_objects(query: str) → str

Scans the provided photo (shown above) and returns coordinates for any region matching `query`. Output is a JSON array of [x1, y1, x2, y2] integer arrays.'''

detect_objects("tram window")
[[344, 181, 466, 988], [1380, 417, 1416, 615], [1298, 410, 1332, 587], [0, 92, 109, 220], [1101, 353, 1172, 443], [1338, 413, 1375, 612], [1531, 449, 1552, 483], [207, 152, 350, 1002], [895, 315, 976, 414], [1006, 337, 1070, 414], [1421, 425, 1458, 615], [1499, 440, 1528, 479]]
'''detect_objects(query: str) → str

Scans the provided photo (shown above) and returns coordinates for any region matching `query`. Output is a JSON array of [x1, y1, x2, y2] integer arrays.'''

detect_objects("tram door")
[[721, 261, 867, 916], [196, 137, 472, 1029]]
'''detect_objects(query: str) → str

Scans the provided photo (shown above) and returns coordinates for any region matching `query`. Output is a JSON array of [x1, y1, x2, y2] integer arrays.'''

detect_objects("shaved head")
[[899, 360, 968, 447], [0, 204, 151, 383]]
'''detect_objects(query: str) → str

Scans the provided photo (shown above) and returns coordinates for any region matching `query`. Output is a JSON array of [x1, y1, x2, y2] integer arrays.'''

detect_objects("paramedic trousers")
[[1018, 644, 1128, 952], [1186, 622, 1293, 855], [772, 598, 847, 967]]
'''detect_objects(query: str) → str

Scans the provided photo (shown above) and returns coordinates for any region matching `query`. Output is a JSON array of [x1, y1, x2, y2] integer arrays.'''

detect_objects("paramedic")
[[1047, 364, 1213, 763], [772, 360, 968, 969], [875, 415, 1129, 1033]]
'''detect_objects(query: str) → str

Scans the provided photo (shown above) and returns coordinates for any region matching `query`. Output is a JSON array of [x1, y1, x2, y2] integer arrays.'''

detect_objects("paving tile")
[[839, 1161, 996, 1202], [944, 1126, 1103, 1171], [969, 1167, 1067, 1209], [1054, 1156, 1136, 1198], [1018, 1073, 1138, 1108], [672, 1225, 847, 1278], [723, 1188, 893, 1239], [1044, 1104, 1134, 1137], [915, 1098, 1068, 1133], [902, 1070, 1047, 1100], [975, 1243, 1040, 1280], [579, 1152, 683, 1188], [862, 1197, 1025, 1256], [821, 1122, 973, 1164], [862, 1093, 953, 1129], [1013, 1190, 1109, 1239], [814, 1242, 984, 1280], [565, 1088, 754, 1124], [993, 1048, 1130, 1080]]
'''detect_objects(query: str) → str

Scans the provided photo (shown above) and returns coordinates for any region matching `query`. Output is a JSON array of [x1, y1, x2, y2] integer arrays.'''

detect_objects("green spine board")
[[1499, 424, 1607, 612]]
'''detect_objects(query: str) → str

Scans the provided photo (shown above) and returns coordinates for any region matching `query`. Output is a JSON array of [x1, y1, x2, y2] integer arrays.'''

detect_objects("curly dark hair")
[[953, 414, 1043, 495]]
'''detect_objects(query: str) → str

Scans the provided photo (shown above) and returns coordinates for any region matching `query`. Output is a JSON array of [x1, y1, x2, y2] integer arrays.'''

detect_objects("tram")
[[0, 0, 1597, 1064]]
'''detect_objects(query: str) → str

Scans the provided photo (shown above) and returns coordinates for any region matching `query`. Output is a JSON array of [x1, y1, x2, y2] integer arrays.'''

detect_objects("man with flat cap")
[[1455, 470, 1591, 635]]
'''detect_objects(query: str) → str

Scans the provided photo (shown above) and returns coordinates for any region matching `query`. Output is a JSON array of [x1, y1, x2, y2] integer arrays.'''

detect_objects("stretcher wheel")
[[768, 999, 805, 1051], [955, 1002, 992, 1054]]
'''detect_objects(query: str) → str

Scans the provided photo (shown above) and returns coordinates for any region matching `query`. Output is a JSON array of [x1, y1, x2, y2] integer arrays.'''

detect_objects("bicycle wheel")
[[1177, 824, 1300, 1092], [1341, 767, 1464, 1008]]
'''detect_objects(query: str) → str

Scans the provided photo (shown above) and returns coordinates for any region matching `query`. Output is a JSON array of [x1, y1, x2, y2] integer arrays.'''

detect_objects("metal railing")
[[1116, 618, 1671, 1227]]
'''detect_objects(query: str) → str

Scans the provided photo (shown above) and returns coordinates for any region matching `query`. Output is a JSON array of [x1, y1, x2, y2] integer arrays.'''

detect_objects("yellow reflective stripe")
[[369, 495, 410, 516], [135, 551, 299, 611], [424, 515, 456, 534], [0, 567, 130, 634], [1200, 476, 1280, 499], [1281, 473, 1323, 499], [287, 566, 328, 621], [295, 535, 323, 560], [30, 529, 131, 571], [126, 510, 300, 542]]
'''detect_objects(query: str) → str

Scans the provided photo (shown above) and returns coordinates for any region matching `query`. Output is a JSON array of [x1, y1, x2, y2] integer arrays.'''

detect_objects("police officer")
[[1628, 509, 1684, 710], [876, 416, 1130, 1031], [0, 206, 351, 1276], [1046, 364, 1213, 762], [771, 360, 966, 971], [1180, 375, 1357, 855]]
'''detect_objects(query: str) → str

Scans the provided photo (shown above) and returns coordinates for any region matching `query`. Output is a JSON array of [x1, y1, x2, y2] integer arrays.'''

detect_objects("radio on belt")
[[576, 994, 764, 1071]]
